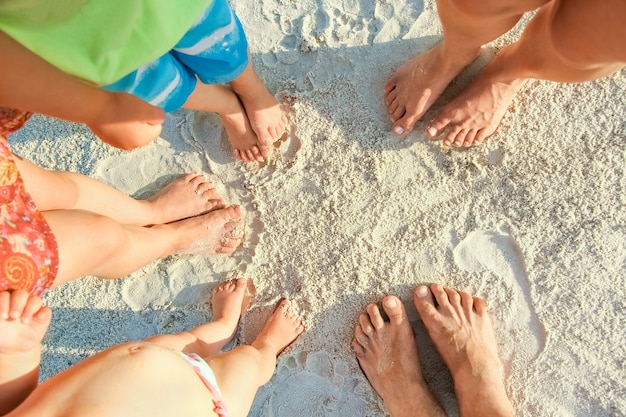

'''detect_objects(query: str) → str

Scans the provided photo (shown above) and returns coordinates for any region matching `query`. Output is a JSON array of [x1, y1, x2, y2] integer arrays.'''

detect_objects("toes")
[[426, 117, 449, 140], [9, 290, 29, 319], [473, 296, 487, 314], [358, 312, 375, 336], [351, 335, 366, 356], [21, 295, 44, 324], [365, 303, 384, 329], [413, 285, 438, 319], [381, 296, 407, 326]]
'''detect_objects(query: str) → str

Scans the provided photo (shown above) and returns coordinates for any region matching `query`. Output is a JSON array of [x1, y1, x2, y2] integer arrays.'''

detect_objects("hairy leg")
[[351, 296, 446, 417], [15, 156, 224, 225], [385, 0, 549, 137], [46, 205, 244, 287], [427, 0, 626, 147], [147, 278, 255, 357], [208, 299, 304, 417], [413, 284, 514, 417], [0, 290, 51, 415]]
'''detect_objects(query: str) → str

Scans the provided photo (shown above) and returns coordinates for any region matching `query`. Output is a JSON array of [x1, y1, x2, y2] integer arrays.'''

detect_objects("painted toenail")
[[415, 286, 429, 298], [427, 126, 437, 137], [393, 126, 405, 135]]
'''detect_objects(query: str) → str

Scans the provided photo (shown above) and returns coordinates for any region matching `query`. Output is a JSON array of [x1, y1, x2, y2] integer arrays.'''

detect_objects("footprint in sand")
[[246, 349, 379, 417], [452, 226, 546, 369]]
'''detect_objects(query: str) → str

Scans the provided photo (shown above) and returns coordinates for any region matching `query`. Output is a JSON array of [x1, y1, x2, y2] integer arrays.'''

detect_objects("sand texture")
[[9, 0, 625, 416]]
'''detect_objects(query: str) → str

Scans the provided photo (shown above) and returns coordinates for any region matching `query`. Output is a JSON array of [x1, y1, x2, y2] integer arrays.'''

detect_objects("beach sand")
[[9, 0, 625, 416]]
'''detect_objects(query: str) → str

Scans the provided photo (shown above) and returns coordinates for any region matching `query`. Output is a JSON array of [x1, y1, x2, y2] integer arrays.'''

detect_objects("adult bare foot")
[[169, 204, 245, 255], [0, 290, 52, 415], [426, 49, 525, 147], [144, 174, 225, 225], [352, 296, 446, 417], [413, 284, 515, 417], [209, 278, 256, 352], [385, 43, 481, 137], [251, 299, 304, 356]]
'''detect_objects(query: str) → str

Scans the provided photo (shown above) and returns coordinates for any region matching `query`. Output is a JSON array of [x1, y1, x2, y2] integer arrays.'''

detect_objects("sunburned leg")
[[0, 291, 51, 415], [351, 296, 446, 417], [426, 0, 626, 147], [413, 284, 514, 417], [385, 0, 549, 137], [46, 204, 244, 287], [207, 299, 304, 417], [15, 156, 223, 225], [147, 278, 255, 358]]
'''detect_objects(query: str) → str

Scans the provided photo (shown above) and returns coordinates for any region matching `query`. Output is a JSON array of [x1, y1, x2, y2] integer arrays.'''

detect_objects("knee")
[[87, 214, 128, 257]]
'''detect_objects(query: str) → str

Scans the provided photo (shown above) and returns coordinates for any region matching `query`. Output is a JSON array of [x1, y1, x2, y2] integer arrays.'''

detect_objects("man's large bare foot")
[[426, 49, 525, 147], [413, 284, 515, 417], [169, 204, 245, 255], [352, 296, 446, 417], [251, 299, 304, 357], [144, 174, 225, 225], [207, 278, 256, 353], [385, 43, 481, 137], [0, 290, 51, 415]]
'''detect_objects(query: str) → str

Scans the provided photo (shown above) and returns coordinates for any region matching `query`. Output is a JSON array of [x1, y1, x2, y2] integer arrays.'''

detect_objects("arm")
[[0, 31, 165, 150], [0, 291, 52, 415]]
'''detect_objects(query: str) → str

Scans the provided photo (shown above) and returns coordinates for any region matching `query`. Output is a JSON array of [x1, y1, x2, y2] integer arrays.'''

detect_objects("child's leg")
[[207, 299, 304, 417], [45, 204, 244, 287], [182, 82, 268, 162], [147, 278, 254, 357], [14, 156, 223, 225], [0, 290, 51, 415]]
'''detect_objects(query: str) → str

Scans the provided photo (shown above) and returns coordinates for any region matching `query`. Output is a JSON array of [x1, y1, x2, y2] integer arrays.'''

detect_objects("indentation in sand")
[[453, 226, 546, 369]]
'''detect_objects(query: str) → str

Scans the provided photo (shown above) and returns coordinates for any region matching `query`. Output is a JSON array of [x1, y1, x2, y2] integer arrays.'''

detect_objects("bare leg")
[[207, 299, 304, 417], [427, 0, 626, 147], [413, 284, 514, 417], [15, 156, 224, 225], [385, 0, 549, 137], [0, 290, 51, 415], [228, 54, 288, 156], [147, 278, 255, 358], [352, 296, 446, 417], [46, 204, 244, 287]]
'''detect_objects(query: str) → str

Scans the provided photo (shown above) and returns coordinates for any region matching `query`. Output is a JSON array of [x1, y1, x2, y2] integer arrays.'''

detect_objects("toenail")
[[415, 286, 429, 298], [427, 126, 437, 137], [392, 126, 405, 135], [383, 297, 397, 308]]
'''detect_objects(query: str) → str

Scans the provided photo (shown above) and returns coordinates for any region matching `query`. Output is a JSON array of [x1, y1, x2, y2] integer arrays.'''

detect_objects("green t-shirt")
[[0, 0, 212, 85]]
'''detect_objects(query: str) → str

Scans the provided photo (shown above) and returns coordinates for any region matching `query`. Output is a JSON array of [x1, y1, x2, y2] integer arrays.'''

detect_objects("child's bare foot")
[[218, 94, 267, 163], [229, 63, 288, 160], [352, 296, 446, 417], [251, 299, 304, 356], [168, 204, 245, 255], [413, 284, 515, 417], [385, 43, 480, 137], [210, 278, 256, 351], [425, 49, 524, 147], [145, 174, 225, 224], [0, 290, 51, 355]]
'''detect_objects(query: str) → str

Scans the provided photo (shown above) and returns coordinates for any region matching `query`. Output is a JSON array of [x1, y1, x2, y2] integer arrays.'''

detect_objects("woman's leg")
[[14, 156, 223, 225], [385, 0, 550, 136], [206, 299, 304, 417], [426, 0, 626, 147], [45, 204, 244, 287]]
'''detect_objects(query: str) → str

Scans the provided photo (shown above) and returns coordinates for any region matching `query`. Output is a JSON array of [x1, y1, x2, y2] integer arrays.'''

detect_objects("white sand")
[[9, 0, 625, 416]]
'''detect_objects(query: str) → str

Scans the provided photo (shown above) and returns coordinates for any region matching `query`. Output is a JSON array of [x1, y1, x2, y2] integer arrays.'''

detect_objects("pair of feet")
[[0, 279, 304, 384], [385, 43, 523, 148], [214, 75, 288, 163], [144, 173, 245, 255], [353, 283, 515, 417]]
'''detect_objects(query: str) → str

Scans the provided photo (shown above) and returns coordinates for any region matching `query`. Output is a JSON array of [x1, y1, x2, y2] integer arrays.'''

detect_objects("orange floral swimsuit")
[[0, 107, 59, 295]]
